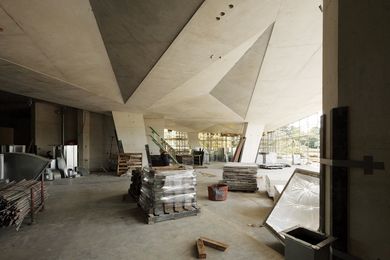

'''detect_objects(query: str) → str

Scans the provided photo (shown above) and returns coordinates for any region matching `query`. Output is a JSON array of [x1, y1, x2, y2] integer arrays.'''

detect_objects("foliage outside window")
[[259, 113, 320, 166]]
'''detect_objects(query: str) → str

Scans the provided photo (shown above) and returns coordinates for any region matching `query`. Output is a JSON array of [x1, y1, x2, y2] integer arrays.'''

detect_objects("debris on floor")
[[196, 236, 229, 258], [138, 167, 199, 224], [196, 238, 207, 259], [220, 162, 258, 192], [0, 179, 47, 230], [198, 172, 216, 177]]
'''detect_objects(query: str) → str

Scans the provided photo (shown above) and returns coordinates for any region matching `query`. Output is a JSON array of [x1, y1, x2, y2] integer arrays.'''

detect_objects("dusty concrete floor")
[[0, 164, 284, 260]]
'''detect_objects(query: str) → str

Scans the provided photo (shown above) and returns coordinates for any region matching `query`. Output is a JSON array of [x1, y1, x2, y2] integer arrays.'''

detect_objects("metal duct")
[[3, 153, 50, 181]]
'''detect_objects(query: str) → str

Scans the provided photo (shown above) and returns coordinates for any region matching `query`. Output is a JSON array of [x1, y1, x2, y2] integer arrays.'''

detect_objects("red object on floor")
[[208, 184, 228, 201]]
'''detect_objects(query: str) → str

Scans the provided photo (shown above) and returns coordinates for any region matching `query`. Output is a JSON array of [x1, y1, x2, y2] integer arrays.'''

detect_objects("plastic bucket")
[[208, 184, 228, 201]]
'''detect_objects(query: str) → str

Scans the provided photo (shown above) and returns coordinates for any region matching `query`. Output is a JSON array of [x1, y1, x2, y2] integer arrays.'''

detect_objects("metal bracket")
[[320, 155, 385, 175]]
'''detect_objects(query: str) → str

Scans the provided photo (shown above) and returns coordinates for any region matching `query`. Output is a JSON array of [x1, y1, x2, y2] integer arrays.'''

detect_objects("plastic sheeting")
[[139, 168, 197, 211], [264, 168, 319, 242]]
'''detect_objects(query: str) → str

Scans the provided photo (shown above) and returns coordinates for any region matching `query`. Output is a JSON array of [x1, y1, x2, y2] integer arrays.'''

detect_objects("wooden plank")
[[199, 237, 229, 252], [196, 239, 207, 259]]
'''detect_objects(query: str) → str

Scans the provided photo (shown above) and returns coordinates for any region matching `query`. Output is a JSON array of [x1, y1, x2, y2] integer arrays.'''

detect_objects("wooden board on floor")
[[196, 239, 207, 259], [199, 237, 229, 251]]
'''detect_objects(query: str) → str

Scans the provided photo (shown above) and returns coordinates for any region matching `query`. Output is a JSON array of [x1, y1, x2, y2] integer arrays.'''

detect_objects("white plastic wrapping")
[[264, 169, 319, 241], [139, 168, 197, 212]]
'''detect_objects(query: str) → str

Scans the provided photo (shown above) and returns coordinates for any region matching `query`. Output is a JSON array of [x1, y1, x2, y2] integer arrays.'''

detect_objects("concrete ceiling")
[[0, 0, 322, 133], [90, 0, 204, 102]]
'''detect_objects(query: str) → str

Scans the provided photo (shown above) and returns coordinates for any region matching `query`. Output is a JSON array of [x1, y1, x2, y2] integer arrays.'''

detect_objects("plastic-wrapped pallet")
[[221, 162, 258, 192], [138, 167, 199, 223]]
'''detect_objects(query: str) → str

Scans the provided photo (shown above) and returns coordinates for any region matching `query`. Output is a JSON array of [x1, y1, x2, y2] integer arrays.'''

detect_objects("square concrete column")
[[240, 122, 264, 163], [112, 112, 148, 167], [77, 110, 90, 170], [323, 1, 390, 258]]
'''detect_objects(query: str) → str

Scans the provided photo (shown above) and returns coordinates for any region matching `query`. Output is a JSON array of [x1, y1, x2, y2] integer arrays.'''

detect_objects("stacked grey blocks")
[[221, 162, 258, 192], [139, 168, 198, 219]]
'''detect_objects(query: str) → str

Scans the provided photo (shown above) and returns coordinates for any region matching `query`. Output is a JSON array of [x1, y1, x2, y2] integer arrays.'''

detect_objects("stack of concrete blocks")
[[221, 162, 258, 192], [139, 168, 198, 218]]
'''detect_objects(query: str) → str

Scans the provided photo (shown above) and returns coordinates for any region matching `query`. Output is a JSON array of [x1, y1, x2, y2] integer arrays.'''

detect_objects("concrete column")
[[144, 118, 165, 155], [188, 132, 200, 150], [77, 110, 90, 170], [240, 122, 264, 163], [323, 1, 390, 258], [112, 112, 148, 166]]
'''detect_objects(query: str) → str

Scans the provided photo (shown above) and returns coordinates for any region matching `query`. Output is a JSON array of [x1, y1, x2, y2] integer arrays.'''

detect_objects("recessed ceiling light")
[[229, 4, 234, 9], [220, 12, 225, 16], [0, 27, 3, 32], [216, 17, 220, 20]]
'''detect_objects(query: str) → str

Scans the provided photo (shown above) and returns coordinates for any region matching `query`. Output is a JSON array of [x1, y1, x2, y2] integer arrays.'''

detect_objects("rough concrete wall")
[[35, 102, 61, 156], [323, 0, 338, 236], [112, 112, 148, 166], [89, 113, 117, 171], [323, 1, 390, 259], [64, 108, 78, 144]]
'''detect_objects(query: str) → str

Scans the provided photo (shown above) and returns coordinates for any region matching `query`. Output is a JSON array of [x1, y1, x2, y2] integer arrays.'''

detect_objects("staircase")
[[149, 127, 179, 164]]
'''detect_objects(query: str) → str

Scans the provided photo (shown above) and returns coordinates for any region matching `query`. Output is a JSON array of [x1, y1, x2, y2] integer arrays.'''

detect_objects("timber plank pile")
[[0, 179, 47, 230], [138, 167, 199, 224], [221, 162, 258, 192]]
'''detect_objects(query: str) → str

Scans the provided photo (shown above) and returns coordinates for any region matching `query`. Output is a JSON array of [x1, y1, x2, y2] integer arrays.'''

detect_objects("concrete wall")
[[89, 113, 118, 171], [35, 102, 78, 156], [323, 1, 390, 259], [35, 102, 61, 156], [112, 112, 148, 166]]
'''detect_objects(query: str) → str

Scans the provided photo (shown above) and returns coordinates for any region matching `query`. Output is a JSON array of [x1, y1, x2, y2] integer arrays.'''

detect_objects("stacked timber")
[[138, 167, 199, 223], [221, 162, 258, 192], [0, 179, 48, 230]]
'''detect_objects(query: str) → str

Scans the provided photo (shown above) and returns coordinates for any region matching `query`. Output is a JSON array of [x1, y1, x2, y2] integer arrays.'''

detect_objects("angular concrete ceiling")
[[210, 23, 274, 118], [0, 0, 123, 103], [0, 0, 323, 133], [90, 0, 204, 102]]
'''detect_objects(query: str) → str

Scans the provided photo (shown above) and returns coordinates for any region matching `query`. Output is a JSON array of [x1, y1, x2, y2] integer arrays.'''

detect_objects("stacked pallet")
[[138, 167, 199, 223], [221, 162, 258, 192], [117, 153, 142, 176], [0, 179, 48, 230]]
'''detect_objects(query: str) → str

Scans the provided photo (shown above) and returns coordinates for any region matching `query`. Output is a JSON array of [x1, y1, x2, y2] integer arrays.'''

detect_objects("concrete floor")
[[0, 164, 284, 260]]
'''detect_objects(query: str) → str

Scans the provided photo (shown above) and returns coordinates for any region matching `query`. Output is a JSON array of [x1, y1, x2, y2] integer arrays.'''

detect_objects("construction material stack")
[[128, 169, 142, 201], [0, 179, 47, 230], [221, 162, 258, 192], [138, 167, 199, 223]]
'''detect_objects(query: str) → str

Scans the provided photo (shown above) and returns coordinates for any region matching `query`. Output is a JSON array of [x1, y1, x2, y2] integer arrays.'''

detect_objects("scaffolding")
[[259, 113, 321, 165], [163, 129, 190, 155]]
